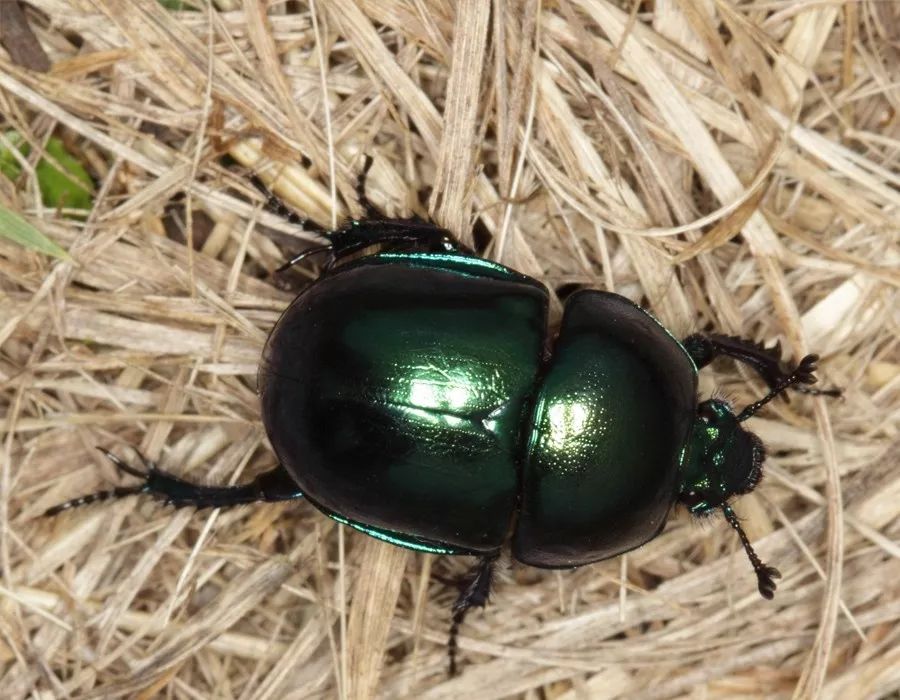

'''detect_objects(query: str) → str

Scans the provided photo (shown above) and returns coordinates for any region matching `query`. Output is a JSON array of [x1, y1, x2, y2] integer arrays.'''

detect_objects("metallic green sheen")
[[260, 253, 548, 555], [513, 291, 697, 568], [679, 399, 765, 515]]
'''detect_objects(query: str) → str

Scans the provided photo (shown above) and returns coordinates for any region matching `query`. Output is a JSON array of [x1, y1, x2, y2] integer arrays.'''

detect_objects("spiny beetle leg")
[[44, 448, 304, 516], [447, 553, 499, 676], [270, 155, 374, 272], [722, 504, 781, 599], [276, 154, 479, 273], [737, 354, 826, 421], [249, 173, 329, 236], [683, 333, 841, 399], [354, 153, 378, 217], [331, 219, 463, 257], [277, 218, 468, 273]]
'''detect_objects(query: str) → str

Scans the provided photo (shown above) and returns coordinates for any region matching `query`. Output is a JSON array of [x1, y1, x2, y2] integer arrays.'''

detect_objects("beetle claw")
[[757, 565, 781, 600], [795, 354, 819, 383]]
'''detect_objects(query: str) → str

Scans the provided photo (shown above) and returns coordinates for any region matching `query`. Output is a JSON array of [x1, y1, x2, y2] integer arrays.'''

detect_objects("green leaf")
[[0, 204, 71, 260], [158, 0, 199, 9], [38, 138, 94, 211], [0, 131, 94, 213], [0, 131, 26, 181]]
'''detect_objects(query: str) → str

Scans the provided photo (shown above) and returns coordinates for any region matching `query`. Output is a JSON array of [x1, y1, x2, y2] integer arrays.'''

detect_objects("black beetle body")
[[48, 200, 838, 674], [260, 248, 698, 570]]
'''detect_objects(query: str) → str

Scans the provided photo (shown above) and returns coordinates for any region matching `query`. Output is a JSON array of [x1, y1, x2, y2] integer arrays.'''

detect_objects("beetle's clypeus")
[[48, 161, 839, 674]]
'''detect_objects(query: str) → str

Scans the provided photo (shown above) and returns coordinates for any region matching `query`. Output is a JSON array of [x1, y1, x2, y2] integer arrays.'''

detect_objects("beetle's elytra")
[[47, 166, 839, 674]]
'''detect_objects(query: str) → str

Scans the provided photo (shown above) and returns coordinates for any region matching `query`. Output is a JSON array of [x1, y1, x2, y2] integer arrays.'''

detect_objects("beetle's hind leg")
[[45, 448, 303, 516], [683, 333, 841, 399], [447, 553, 499, 676]]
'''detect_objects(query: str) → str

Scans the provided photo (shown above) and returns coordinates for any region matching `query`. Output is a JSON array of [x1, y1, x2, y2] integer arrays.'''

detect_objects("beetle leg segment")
[[354, 153, 378, 217], [249, 173, 330, 235], [275, 155, 474, 273], [43, 484, 149, 516], [447, 553, 499, 676], [44, 448, 303, 516], [275, 219, 469, 273], [722, 504, 781, 599], [274, 244, 334, 273], [683, 333, 841, 398], [736, 354, 822, 421], [329, 220, 467, 262]]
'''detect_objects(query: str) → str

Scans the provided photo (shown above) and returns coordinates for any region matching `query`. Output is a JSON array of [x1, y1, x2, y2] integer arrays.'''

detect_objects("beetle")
[[47, 161, 839, 674]]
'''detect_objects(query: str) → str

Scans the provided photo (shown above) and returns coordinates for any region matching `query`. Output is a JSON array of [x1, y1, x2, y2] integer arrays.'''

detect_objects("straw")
[[1, 1, 897, 698]]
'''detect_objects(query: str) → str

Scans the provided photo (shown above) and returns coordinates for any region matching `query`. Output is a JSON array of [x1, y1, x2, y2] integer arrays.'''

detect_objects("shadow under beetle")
[[47, 160, 840, 675]]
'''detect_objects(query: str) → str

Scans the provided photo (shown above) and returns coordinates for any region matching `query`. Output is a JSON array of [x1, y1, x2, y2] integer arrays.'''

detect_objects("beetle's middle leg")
[[447, 552, 499, 676], [45, 448, 303, 516], [276, 156, 473, 272], [276, 219, 470, 272]]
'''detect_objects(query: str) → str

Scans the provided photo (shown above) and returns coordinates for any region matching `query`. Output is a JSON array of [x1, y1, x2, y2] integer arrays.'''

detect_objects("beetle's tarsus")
[[43, 486, 147, 517], [722, 504, 779, 600], [272, 154, 377, 274], [737, 354, 828, 421], [447, 553, 498, 676], [789, 355, 842, 397], [794, 384, 842, 397], [249, 173, 329, 235]]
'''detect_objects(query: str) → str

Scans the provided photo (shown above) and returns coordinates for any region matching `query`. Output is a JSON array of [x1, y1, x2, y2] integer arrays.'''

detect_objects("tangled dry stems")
[[1, 1, 898, 699]]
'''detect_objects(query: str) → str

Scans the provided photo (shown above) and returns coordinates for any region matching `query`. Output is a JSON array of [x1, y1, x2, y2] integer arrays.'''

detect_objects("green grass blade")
[[0, 205, 71, 260]]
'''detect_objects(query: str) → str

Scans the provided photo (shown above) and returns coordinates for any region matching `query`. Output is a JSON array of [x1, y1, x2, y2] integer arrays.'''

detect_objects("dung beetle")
[[47, 160, 839, 674]]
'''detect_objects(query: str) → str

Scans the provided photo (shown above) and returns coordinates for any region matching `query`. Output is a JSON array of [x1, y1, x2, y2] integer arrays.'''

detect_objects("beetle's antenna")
[[275, 244, 334, 273], [737, 354, 819, 422], [722, 504, 780, 599]]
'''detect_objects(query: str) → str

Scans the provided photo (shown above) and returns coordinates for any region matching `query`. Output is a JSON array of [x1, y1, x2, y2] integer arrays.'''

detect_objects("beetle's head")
[[677, 399, 764, 514], [677, 397, 780, 599]]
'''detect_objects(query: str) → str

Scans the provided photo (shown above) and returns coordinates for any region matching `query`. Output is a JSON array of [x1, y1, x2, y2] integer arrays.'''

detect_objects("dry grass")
[[1, 1, 899, 698]]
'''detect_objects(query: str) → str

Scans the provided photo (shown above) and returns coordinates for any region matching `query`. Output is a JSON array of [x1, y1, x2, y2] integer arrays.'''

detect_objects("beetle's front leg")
[[683, 333, 841, 398], [45, 448, 304, 516]]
